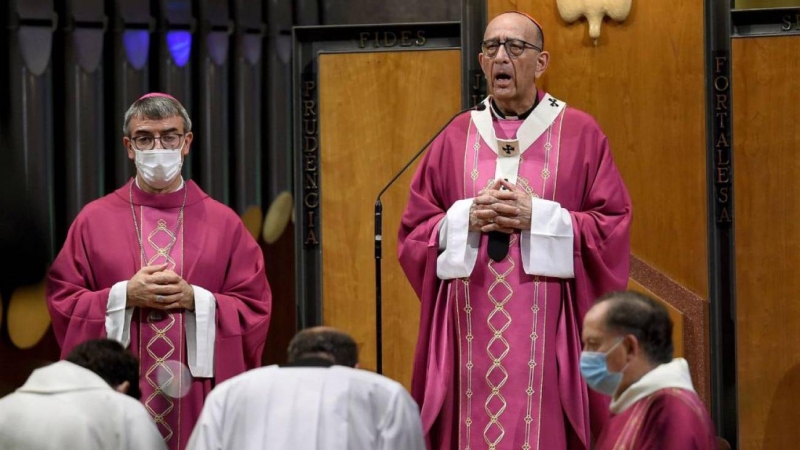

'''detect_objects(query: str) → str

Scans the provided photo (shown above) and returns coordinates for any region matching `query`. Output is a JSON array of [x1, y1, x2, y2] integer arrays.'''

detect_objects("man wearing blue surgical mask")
[[580, 291, 717, 449]]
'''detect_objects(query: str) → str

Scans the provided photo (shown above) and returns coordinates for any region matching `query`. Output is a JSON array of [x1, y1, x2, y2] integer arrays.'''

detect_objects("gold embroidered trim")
[[482, 238, 517, 449]]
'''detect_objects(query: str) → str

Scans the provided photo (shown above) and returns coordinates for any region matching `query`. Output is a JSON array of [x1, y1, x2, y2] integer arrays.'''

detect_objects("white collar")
[[470, 93, 566, 154], [470, 94, 565, 185], [18, 361, 111, 394], [610, 358, 696, 414]]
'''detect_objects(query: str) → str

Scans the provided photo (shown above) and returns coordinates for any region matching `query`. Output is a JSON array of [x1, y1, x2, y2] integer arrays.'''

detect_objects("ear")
[[123, 137, 135, 161], [115, 380, 131, 395], [478, 52, 488, 77], [478, 53, 492, 94], [182, 132, 193, 157], [624, 334, 639, 362], [535, 50, 550, 79]]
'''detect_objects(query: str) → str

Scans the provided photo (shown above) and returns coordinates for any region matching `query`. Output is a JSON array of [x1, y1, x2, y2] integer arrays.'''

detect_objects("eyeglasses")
[[130, 133, 185, 150], [481, 39, 542, 58]]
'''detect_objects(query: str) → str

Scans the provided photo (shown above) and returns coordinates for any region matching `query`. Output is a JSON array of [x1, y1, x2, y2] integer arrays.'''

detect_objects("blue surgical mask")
[[580, 338, 627, 396]]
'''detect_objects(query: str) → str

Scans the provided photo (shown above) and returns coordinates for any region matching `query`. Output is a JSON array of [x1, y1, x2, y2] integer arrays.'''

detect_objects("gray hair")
[[122, 96, 192, 136]]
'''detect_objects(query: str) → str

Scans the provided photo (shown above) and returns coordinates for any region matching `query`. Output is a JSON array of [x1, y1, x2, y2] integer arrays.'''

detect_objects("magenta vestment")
[[399, 93, 631, 449], [596, 389, 716, 450], [47, 179, 271, 450]]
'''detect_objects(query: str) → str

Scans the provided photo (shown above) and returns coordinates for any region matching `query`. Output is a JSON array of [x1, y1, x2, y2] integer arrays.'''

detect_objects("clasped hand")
[[126, 264, 195, 311], [469, 179, 532, 234]]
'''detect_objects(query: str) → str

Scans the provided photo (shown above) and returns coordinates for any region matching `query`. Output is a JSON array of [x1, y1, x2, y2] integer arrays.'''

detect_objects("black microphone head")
[[474, 102, 487, 111]]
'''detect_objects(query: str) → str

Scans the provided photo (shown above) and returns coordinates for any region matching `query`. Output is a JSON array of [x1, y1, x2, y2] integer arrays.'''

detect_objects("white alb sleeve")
[[520, 197, 575, 278], [436, 199, 481, 279], [106, 281, 134, 347], [185, 286, 217, 378]]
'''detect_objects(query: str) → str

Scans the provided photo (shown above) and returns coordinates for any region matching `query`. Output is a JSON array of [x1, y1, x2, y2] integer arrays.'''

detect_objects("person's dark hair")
[[66, 339, 141, 399], [287, 328, 358, 368], [595, 291, 674, 364]]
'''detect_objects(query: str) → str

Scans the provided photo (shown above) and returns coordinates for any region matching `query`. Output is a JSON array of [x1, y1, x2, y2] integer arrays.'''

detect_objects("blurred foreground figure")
[[581, 291, 716, 449], [0, 339, 166, 450], [187, 327, 425, 450]]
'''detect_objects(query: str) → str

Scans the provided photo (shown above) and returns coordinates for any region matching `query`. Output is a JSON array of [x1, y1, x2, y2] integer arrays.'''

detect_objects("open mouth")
[[494, 73, 513, 87]]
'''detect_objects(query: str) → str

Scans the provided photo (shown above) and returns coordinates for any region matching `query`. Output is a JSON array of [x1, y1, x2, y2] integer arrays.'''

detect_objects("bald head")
[[480, 12, 550, 115], [287, 327, 358, 367], [487, 11, 544, 50]]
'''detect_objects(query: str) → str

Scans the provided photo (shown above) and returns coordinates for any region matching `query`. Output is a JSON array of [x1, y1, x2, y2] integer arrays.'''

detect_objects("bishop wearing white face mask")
[[580, 291, 717, 450], [47, 92, 273, 450], [134, 146, 184, 190]]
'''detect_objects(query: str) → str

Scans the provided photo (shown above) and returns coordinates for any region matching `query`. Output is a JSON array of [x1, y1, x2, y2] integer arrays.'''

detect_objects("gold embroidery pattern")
[[138, 211, 184, 447], [144, 312, 177, 443], [540, 127, 554, 198], [521, 277, 542, 449], [517, 177, 538, 197], [461, 278, 475, 450], [541, 143, 552, 180], [535, 281, 549, 447], [147, 219, 178, 269], [552, 110, 566, 200], [471, 126, 482, 196], [482, 237, 517, 450], [464, 120, 477, 198]]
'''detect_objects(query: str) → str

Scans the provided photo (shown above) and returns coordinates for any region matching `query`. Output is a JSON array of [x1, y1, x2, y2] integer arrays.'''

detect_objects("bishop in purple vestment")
[[580, 291, 716, 450], [47, 93, 271, 450], [398, 11, 631, 450]]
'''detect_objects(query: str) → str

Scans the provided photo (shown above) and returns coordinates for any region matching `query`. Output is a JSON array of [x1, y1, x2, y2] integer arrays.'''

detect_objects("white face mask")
[[134, 148, 183, 189]]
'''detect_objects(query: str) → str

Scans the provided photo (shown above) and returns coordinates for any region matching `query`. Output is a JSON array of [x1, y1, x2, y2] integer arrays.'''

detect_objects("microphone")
[[373, 101, 486, 374]]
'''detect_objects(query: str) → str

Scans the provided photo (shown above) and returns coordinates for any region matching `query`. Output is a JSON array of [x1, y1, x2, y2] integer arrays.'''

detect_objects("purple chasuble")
[[47, 179, 272, 450], [398, 91, 631, 450], [595, 389, 717, 450]]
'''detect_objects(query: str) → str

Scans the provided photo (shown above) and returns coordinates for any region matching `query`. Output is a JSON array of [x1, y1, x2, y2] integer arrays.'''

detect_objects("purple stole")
[[452, 113, 569, 449], [136, 202, 188, 449]]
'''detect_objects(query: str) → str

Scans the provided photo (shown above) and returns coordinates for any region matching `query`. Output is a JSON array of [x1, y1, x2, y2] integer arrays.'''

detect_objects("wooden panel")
[[628, 279, 685, 359], [318, 50, 461, 386], [733, 36, 800, 450]]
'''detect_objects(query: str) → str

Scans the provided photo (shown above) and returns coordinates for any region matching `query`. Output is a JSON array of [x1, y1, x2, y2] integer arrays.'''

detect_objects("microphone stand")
[[373, 102, 486, 375]]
